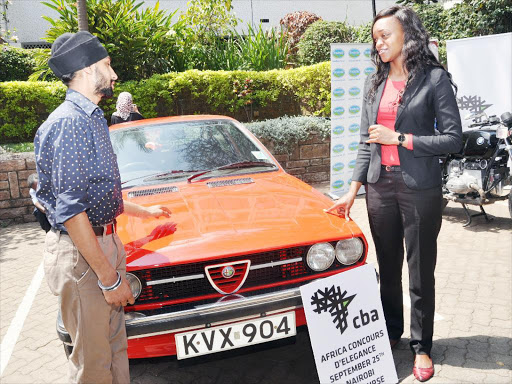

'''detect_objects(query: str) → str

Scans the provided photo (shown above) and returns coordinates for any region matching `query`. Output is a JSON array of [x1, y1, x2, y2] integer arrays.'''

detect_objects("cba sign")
[[311, 286, 381, 335]]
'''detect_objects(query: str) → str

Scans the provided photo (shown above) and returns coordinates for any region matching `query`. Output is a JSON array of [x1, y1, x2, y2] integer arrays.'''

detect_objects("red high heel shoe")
[[413, 357, 434, 382]]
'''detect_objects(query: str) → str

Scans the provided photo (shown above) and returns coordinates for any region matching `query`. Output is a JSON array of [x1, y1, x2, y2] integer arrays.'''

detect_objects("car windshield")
[[110, 119, 277, 188]]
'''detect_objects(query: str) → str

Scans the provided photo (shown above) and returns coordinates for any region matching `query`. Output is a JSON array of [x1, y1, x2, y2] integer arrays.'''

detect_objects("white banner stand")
[[300, 265, 398, 384], [447, 33, 512, 129], [330, 44, 374, 198]]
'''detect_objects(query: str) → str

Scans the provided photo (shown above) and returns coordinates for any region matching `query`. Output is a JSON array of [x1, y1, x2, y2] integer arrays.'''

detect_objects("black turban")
[[48, 31, 108, 79]]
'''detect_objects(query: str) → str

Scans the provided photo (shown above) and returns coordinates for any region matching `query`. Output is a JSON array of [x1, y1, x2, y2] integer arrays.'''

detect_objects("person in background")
[[111, 91, 144, 125], [27, 173, 51, 232], [327, 5, 462, 382], [35, 31, 171, 383]]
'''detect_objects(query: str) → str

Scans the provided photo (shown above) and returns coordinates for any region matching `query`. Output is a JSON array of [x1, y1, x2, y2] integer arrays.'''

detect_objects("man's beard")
[[93, 68, 114, 99]]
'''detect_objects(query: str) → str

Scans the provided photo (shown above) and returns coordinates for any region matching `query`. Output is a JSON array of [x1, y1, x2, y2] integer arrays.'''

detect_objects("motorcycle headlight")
[[126, 273, 142, 299], [307, 243, 335, 271], [335, 238, 364, 265]]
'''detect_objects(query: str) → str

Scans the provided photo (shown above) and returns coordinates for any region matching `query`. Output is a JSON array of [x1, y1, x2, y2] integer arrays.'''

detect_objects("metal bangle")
[[98, 271, 122, 292]]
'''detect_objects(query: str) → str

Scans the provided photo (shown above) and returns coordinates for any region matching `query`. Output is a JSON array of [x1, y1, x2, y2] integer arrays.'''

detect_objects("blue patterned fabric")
[[34, 89, 124, 230]]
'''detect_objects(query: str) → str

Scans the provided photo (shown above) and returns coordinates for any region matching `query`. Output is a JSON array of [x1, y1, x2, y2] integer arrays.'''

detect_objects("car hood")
[[117, 173, 363, 270]]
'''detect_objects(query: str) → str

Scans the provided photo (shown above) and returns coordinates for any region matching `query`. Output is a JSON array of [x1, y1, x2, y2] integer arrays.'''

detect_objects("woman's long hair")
[[367, 5, 456, 103]]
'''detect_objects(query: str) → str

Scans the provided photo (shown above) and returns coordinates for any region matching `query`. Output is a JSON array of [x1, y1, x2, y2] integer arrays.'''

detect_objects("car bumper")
[[56, 285, 304, 351]]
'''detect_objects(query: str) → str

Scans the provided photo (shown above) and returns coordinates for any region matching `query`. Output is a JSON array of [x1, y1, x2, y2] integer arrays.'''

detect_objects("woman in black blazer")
[[328, 5, 462, 382]]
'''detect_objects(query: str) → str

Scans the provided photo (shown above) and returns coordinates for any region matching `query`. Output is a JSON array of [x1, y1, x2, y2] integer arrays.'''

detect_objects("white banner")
[[330, 44, 374, 197], [300, 265, 398, 384], [447, 33, 512, 129]]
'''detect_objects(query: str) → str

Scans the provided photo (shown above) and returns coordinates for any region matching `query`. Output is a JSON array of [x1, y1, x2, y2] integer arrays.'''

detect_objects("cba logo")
[[364, 67, 376, 76], [333, 48, 345, 58], [332, 180, 344, 190], [349, 141, 359, 151], [349, 87, 360, 96], [333, 68, 345, 78], [333, 162, 344, 172], [349, 123, 360, 133], [332, 126, 344, 135], [348, 159, 357, 169], [349, 105, 360, 115], [349, 49, 360, 58], [333, 107, 345, 116], [364, 48, 371, 58], [349, 67, 360, 77], [311, 285, 356, 335], [333, 88, 345, 97], [333, 144, 345, 153]]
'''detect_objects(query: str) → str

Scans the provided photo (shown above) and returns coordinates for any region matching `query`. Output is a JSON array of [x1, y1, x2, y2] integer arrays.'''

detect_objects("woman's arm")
[[412, 68, 463, 157], [351, 76, 373, 184]]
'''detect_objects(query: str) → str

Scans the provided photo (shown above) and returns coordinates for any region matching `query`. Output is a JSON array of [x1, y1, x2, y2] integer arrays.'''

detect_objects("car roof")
[[109, 115, 237, 131]]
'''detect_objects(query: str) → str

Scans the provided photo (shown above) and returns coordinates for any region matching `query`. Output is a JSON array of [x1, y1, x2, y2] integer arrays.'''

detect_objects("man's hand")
[[102, 278, 135, 307], [144, 205, 172, 218], [124, 201, 172, 218]]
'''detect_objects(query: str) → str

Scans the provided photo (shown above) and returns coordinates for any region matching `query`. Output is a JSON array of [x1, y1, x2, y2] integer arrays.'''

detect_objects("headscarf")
[[113, 92, 133, 120]]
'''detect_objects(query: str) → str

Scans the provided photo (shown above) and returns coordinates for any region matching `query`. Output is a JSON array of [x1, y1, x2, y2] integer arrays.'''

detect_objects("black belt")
[[59, 221, 117, 236], [381, 165, 402, 172]]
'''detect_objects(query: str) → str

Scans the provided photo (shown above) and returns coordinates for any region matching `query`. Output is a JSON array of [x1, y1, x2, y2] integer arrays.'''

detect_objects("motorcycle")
[[441, 111, 512, 226]]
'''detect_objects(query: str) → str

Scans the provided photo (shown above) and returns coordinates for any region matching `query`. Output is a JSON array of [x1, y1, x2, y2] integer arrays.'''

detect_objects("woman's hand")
[[366, 124, 399, 145], [326, 192, 356, 221]]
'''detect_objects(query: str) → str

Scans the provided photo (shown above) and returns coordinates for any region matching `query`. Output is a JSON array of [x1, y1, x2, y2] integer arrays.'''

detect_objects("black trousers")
[[33, 208, 51, 233], [366, 169, 442, 355]]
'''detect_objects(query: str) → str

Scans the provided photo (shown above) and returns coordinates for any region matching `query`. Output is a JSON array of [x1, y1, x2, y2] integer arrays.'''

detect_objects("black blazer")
[[352, 66, 463, 190]]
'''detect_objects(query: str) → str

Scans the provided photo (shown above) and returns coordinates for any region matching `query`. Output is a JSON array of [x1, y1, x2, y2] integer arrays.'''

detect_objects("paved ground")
[[1, 182, 511, 384]]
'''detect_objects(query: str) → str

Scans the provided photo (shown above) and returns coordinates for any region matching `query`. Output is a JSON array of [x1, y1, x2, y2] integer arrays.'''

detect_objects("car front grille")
[[131, 245, 353, 305]]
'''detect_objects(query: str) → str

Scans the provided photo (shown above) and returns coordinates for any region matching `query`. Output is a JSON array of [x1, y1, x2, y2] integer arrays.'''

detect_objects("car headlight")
[[126, 273, 142, 299], [307, 243, 335, 271], [335, 238, 364, 265]]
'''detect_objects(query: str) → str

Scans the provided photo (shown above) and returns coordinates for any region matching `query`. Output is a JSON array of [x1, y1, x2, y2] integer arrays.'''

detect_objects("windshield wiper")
[[121, 170, 199, 186], [187, 161, 277, 183], [143, 170, 201, 182]]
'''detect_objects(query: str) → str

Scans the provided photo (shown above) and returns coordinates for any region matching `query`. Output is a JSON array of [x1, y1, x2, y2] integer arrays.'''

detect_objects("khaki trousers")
[[44, 230, 130, 384]]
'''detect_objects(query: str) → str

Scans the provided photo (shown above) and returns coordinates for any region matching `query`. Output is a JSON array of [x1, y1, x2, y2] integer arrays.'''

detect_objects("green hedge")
[[0, 46, 38, 81], [246, 115, 330, 153], [0, 62, 331, 144]]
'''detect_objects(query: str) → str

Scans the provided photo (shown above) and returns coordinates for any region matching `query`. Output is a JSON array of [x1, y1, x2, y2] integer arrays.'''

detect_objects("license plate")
[[175, 312, 296, 360]]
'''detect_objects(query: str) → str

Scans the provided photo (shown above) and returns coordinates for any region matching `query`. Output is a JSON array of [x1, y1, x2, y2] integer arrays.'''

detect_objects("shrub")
[[0, 45, 37, 81], [246, 115, 330, 154], [0, 62, 331, 143], [297, 21, 354, 65], [0, 81, 66, 142], [37, 0, 186, 80], [280, 11, 322, 60], [352, 21, 373, 44]]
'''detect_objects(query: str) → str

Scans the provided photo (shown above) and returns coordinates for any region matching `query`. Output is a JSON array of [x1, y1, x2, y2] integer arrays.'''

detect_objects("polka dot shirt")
[[34, 89, 124, 231]]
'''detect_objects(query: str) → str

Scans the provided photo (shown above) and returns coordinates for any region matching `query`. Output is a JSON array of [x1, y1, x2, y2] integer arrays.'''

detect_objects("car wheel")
[[63, 343, 73, 359]]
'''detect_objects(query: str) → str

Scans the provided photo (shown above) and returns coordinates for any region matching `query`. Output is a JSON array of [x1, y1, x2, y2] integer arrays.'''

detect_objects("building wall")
[[7, 0, 397, 48]]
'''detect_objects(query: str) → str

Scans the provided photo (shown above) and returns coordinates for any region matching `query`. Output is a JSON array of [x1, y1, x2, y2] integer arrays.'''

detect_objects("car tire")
[[63, 343, 73, 359]]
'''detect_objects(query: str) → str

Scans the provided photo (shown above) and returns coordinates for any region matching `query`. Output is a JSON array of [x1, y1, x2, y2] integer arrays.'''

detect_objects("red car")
[[58, 115, 367, 360]]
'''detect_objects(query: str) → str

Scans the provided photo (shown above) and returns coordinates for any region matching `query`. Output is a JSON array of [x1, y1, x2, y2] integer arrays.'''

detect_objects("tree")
[[76, 0, 88, 31]]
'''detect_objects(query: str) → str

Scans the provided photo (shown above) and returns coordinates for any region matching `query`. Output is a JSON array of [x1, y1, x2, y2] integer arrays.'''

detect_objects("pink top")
[[376, 79, 413, 166]]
